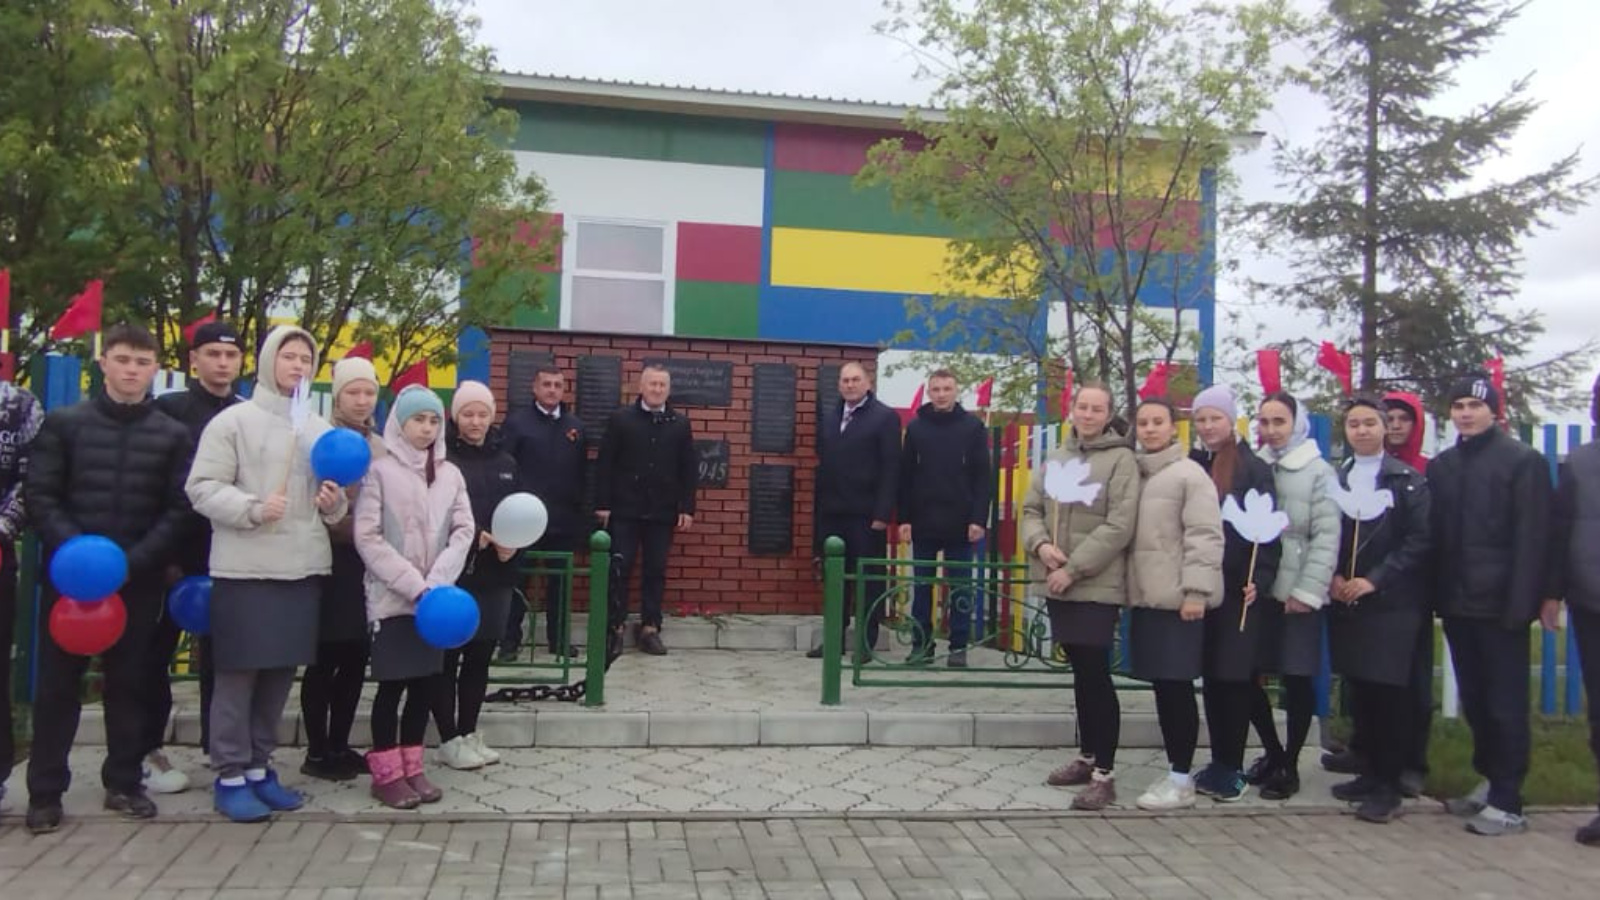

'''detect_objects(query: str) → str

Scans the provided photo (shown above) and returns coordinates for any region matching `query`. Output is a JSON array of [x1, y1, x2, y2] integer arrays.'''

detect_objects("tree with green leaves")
[[861, 0, 1299, 416], [89, 0, 553, 377], [1246, 0, 1597, 418]]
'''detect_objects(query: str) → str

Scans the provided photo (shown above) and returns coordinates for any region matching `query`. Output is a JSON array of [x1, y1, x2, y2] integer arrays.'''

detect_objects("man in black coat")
[[595, 364, 696, 658], [146, 320, 243, 788], [502, 363, 588, 658], [1543, 370, 1600, 847], [809, 362, 901, 660], [1429, 371, 1551, 837], [897, 369, 990, 668], [23, 324, 194, 834]]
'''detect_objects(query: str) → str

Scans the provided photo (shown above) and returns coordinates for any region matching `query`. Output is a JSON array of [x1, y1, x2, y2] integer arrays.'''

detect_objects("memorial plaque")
[[505, 349, 555, 411], [642, 357, 733, 407], [815, 363, 842, 444], [751, 363, 797, 454], [747, 464, 795, 555], [575, 355, 622, 446], [695, 439, 730, 488]]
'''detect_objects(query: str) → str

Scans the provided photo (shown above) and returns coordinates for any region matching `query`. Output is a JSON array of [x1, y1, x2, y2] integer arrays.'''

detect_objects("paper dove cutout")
[[288, 376, 312, 434], [1043, 457, 1103, 507], [1221, 489, 1289, 544], [1328, 481, 1394, 522]]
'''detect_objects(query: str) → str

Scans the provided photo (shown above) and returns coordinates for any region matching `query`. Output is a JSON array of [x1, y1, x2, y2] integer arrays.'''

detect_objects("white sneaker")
[[438, 736, 486, 770], [1136, 776, 1196, 811], [142, 750, 190, 794], [465, 732, 500, 765]]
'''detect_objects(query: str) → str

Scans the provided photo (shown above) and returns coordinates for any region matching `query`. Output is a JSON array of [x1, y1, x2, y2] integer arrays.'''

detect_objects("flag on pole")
[[1059, 366, 1075, 420], [1485, 356, 1507, 424], [907, 383, 925, 411], [1256, 348, 1282, 396], [52, 279, 104, 341], [1138, 361, 1175, 400], [182, 310, 219, 345], [391, 358, 429, 393], [974, 377, 994, 409], [1316, 341, 1353, 395], [345, 341, 374, 360]]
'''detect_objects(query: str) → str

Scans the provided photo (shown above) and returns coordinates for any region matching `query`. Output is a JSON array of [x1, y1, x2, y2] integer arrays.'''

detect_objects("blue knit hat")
[[391, 385, 444, 424]]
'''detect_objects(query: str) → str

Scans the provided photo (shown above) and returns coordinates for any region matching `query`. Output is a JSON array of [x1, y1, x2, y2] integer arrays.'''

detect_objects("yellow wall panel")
[[770, 228, 1033, 297]]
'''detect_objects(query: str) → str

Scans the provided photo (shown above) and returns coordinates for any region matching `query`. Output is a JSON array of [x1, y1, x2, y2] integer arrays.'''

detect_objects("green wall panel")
[[505, 101, 766, 168], [769, 169, 957, 237], [674, 280, 759, 339]]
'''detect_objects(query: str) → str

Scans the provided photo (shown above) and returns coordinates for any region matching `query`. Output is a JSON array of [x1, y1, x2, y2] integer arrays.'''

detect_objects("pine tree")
[[1249, 0, 1597, 416]]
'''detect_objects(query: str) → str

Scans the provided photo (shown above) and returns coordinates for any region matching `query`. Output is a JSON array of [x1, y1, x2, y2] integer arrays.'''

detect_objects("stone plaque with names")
[[751, 363, 797, 454], [575, 355, 622, 446], [747, 464, 795, 555], [505, 349, 555, 411], [815, 363, 842, 444], [641, 357, 733, 407], [695, 439, 730, 488]]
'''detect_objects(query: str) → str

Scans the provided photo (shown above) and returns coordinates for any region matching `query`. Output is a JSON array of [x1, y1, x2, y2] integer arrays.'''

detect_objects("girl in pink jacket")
[[354, 386, 475, 809]]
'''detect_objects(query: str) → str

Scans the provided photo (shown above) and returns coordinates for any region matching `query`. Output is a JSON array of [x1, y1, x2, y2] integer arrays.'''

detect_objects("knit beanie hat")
[[331, 357, 378, 400], [392, 384, 445, 424], [450, 380, 496, 421], [1191, 384, 1238, 421], [1447, 371, 1501, 415]]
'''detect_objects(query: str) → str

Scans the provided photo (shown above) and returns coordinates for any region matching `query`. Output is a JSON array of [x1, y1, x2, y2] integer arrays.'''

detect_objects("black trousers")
[[818, 514, 889, 652], [372, 675, 446, 751], [300, 639, 368, 757], [1348, 619, 1435, 774], [1202, 679, 1254, 772], [438, 640, 496, 739], [1064, 643, 1119, 770], [1153, 680, 1199, 774], [0, 545, 16, 787], [608, 517, 674, 632], [1351, 678, 1413, 787], [28, 583, 162, 801], [143, 595, 183, 757], [1568, 606, 1600, 810], [1443, 615, 1531, 815]]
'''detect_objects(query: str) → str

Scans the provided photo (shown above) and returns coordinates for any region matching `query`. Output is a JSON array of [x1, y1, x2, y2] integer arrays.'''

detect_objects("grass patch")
[[1425, 716, 1597, 806]]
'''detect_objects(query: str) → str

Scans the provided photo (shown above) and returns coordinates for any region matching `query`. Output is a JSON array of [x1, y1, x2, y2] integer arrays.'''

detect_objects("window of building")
[[564, 219, 675, 334]]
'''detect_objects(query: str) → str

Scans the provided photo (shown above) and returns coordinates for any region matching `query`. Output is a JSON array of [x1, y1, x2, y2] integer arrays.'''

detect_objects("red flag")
[[975, 377, 994, 409], [1316, 341, 1353, 395], [1256, 348, 1282, 396], [1059, 366, 1075, 420], [181, 310, 218, 344], [908, 383, 925, 411], [1138, 361, 1175, 400], [1485, 356, 1507, 421], [390, 358, 429, 393], [345, 341, 374, 361], [51, 279, 104, 340], [0, 269, 10, 326]]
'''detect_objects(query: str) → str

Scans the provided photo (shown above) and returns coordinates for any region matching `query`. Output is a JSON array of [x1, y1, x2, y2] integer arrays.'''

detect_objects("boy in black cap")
[[1544, 370, 1600, 846], [146, 319, 244, 791], [1428, 370, 1551, 836]]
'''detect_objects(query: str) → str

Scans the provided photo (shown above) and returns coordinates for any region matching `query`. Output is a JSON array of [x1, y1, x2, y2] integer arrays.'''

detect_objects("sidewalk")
[[1, 810, 1594, 899]]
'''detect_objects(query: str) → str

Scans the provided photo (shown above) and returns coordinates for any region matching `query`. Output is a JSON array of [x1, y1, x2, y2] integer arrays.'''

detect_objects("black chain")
[[485, 681, 587, 703]]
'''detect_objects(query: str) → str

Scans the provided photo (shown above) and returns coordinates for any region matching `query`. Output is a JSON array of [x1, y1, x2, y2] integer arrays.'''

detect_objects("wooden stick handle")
[[1240, 542, 1260, 633], [1349, 520, 1360, 580]]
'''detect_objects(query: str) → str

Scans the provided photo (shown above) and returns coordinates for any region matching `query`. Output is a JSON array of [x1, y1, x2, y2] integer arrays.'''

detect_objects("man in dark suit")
[[595, 364, 697, 658], [502, 364, 588, 659], [809, 362, 901, 660]]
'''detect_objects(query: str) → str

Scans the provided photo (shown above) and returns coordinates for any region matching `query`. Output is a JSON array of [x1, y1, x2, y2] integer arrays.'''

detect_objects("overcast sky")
[[473, 0, 1600, 397]]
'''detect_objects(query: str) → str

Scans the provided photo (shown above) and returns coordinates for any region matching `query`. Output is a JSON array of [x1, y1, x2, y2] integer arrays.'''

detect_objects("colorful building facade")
[[460, 74, 1218, 387]]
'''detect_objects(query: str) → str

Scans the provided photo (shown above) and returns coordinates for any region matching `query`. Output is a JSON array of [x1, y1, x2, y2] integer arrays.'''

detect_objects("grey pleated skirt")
[[369, 615, 444, 682], [210, 577, 321, 671], [1129, 607, 1205, 682]]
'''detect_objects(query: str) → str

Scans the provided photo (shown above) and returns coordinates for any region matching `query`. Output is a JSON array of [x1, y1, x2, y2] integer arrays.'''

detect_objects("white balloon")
[[491, 492, 548, 549]]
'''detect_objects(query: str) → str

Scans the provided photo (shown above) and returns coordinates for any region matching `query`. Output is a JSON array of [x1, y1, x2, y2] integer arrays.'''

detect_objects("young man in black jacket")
[[24, 323, 194, 834], [809, 362, 901, 660], [0, 380, 44, 815], [595, 365, 696, 658], [501, 364, 588, 659], [1544, 371, 1600, 847], [145, 320, 243, 791], [897, 370, 991, 668], [1429, 372, 1551, 837]]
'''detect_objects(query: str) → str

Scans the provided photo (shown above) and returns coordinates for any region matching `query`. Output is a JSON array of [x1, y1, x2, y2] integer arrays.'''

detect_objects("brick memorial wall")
[[486, 327, 877, 616]]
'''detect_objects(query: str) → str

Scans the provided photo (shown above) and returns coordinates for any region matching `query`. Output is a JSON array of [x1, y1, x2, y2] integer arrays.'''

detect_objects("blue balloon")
[[311, 427, 372, 486], [50, 535, 128, 602], [167, 576, 213, 635], [415, 585, 480, 649]]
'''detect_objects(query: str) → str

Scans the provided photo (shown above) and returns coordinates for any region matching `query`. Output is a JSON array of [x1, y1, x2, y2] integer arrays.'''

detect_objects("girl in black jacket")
[[1327, 395, 1431, 823], [435, 382, 523, 770], [1187, 385, 1281, 802]]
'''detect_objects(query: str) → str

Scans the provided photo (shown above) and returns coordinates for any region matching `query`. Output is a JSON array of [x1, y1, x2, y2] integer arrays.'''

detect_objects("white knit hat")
[[332, 357, 379, 399]]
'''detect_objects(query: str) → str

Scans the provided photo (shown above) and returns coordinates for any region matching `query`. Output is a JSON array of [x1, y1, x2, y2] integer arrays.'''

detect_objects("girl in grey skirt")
[[1126, 399, 1225, 811]]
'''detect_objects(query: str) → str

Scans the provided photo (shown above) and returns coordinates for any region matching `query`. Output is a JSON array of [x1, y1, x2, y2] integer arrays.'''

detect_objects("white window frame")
[[560, 215, 677, 335]]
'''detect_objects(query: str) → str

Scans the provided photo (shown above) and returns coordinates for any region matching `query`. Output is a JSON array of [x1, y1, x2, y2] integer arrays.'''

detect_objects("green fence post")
[[583, 530, 611, 708], [820, 535, 845, 706]]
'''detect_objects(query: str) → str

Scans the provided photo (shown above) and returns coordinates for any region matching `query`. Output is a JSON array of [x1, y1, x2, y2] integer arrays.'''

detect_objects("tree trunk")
[[1359, 38, 1382, 390]]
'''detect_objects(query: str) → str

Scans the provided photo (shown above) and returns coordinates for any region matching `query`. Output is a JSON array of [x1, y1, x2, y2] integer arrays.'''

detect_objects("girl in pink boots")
[[355, 385, 475, 809]]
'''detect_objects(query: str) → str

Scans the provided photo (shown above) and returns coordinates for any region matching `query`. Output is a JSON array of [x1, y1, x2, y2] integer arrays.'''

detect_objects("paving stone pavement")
[[0, 811, 1595, 899], [4, 745, 1351, 821]]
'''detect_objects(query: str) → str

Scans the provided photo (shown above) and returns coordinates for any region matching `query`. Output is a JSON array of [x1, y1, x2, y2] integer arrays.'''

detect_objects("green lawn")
[[1426, 716, 1597, 807]]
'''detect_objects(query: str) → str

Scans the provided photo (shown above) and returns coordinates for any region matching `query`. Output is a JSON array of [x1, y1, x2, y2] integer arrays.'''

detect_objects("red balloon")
[[50, 593, 127, 656]]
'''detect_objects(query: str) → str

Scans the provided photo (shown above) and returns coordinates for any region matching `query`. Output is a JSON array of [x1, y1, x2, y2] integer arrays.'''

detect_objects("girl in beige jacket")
[[1126, 398, 1224, 810]]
